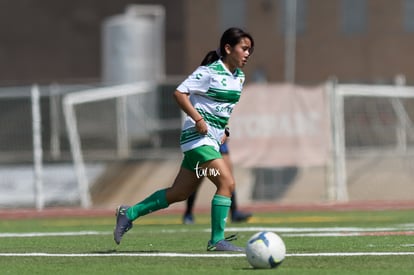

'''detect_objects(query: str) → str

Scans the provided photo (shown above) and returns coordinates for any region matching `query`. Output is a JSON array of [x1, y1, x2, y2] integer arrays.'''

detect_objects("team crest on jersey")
[[195, 73, 203, 80]]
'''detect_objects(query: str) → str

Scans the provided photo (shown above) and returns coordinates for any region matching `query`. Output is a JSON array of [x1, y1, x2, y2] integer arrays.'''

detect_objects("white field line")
[[224, 226, 414, 233], [0, 252, 245, 258], [3, 231, 413, 238], [2, 225, 414, 238], [283, 232, 414, 237], [1, 227, 414, 258], [0, 252, 414, 257], [0, 231, 109, 238]]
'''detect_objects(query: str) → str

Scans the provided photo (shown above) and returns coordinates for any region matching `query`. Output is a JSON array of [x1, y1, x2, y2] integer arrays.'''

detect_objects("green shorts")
[[181, 145, 222, 171]]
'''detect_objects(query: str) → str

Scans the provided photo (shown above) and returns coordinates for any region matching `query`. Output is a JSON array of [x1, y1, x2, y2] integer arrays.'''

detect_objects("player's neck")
[[221, 59, 236, 74]]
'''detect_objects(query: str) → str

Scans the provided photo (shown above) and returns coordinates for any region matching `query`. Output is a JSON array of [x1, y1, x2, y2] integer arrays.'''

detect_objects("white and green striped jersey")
[[176, 59, 245, 152]]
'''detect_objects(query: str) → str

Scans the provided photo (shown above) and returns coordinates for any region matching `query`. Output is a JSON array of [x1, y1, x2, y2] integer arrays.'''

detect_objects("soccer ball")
[[245, 231, 286, 269]]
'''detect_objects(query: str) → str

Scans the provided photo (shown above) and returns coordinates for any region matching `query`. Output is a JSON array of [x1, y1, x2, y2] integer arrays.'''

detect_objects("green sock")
[[126, 189, 169, 221], [210, 194, 231, 245]]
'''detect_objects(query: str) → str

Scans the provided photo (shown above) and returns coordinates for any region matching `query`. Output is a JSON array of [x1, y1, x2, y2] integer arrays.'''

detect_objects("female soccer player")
[[114, 27, 254, 252]]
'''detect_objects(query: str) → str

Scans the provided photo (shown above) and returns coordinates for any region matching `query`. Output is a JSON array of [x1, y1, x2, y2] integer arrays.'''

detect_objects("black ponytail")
[[200, 50, 220, 66]]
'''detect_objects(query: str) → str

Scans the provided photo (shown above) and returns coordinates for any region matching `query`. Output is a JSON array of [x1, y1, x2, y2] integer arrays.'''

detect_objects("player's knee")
[[166, 187, 188, 203], [220, 179, 235, 194]]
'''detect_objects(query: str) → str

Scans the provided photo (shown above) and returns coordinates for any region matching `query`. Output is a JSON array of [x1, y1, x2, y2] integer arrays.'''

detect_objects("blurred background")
[[3, 0, 414, 85], [1, 0, 414, 210]]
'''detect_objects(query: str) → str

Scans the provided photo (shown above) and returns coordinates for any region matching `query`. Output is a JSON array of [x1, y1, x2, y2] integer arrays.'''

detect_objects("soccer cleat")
[[113, 205, 133, 245], [231, 210, 252, 223], [183, 213, 194, 225], [207, 239, 245, 252]]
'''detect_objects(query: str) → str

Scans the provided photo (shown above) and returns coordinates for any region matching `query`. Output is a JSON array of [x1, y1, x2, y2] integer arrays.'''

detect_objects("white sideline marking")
[[288, 252, 414, 257], [0, 231, 108, 238], [225, 226, 414, 233], [0, 252, 414, 257], [283, 232, 414, 237], [0, 252, 245, 258], [2, 225, 414, 238]]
